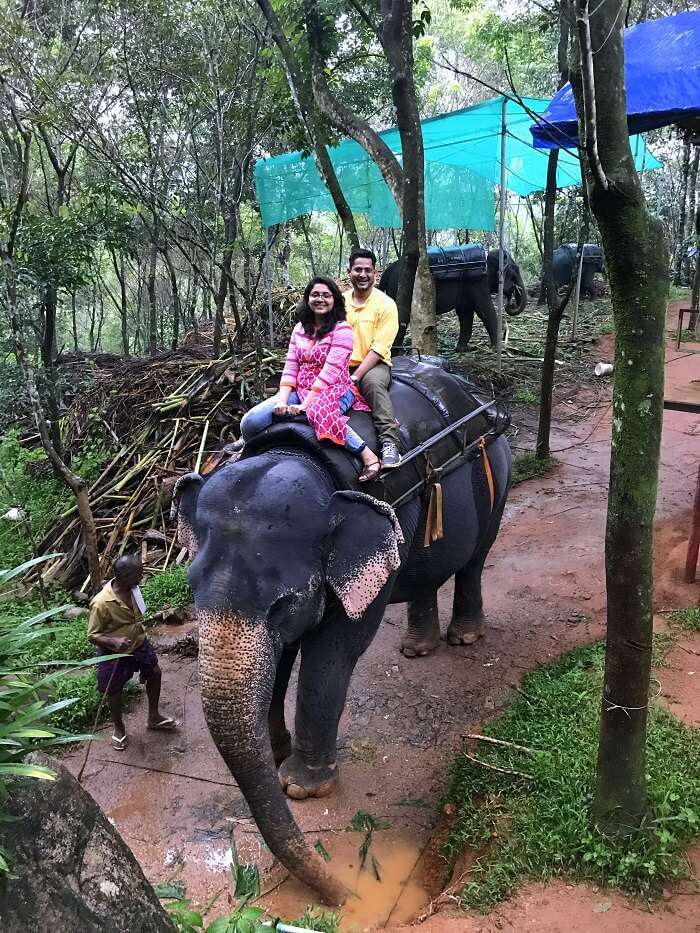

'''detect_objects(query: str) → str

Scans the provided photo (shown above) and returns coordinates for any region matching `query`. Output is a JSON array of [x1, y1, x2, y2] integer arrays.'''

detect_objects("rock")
[[71, 591, 91, 606], [149, 606, 188, 626], [64, 606, 88, 620], [0, 752, 175, 932], [1, 507, 26, 521]]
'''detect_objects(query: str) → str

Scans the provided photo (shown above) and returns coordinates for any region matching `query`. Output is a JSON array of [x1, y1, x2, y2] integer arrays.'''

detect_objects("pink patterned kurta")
[[280, 322, 370, 445]]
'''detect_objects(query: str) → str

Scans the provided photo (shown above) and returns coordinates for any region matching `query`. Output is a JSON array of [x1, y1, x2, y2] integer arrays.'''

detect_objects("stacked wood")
[[39, 345, 285, 589]]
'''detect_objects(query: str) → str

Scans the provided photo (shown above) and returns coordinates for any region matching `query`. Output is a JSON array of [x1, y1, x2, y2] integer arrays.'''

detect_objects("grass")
[[512, 386, 539, 404], [143, 564, 192, 613], [511, 451, 556, 485], [678, 328, 699, 343], [668, 607, 700, 632], [443, 642, 700, 911]]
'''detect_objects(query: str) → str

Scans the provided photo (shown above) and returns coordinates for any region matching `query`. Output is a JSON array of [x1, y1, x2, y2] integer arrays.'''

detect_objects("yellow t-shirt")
[[87, 581, 146, 651], [343, 287, 399, 368]]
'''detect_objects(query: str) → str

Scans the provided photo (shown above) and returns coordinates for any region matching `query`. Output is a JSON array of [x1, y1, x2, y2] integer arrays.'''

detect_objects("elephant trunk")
[[197, 611, 347, 907], [506, 264, 528, 317]]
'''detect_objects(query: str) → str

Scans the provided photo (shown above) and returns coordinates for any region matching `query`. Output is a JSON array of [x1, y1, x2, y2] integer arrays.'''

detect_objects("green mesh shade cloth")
[[254, 96, 661, 231]]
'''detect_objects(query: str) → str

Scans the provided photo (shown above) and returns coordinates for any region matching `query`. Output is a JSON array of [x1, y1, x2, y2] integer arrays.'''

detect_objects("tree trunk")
[[536, 150, 562, 460], [25, 366, 101, 596], [253, 0, 360, 250], [673, 135, 691, 286], [70, 290, 79, 351], [571, 0, 668, 830], [278, 222, 292, 286], [535, 12, 570, 460], [382, 0, 435, 353], [111, 249, 130, 356], [162, 246, 181, 350], [147, 237, 158, 354]]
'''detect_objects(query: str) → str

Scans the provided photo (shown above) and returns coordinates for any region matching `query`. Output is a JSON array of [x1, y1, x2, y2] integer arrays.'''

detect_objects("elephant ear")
[[325, 491, 405, 621], [170, 472, 205, 558]]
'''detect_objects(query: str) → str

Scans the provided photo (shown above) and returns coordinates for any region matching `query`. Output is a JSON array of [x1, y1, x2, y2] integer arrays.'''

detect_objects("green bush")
[[511, 451, 555, 485], [143, 565, 192, 613], [444, 642, 700, 909]]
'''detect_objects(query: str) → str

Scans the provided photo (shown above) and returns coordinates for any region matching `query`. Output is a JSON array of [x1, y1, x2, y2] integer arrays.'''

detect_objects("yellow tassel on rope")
[[479, 436, 495, 513], [423, 481, 444, 547]]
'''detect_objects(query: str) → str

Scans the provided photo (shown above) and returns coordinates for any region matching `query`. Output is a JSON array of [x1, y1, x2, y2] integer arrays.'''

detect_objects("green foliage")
[[232, 863, 260, 900], [346, 810, 391, 873], [512, 386, 538, 404], [511, 452, 555, 485], [444, 642, 700, 909], [291, 907, 339, 932], [668, 607, 700, 632], [0, 556, 114, 871], [143, 565, 192, 613]]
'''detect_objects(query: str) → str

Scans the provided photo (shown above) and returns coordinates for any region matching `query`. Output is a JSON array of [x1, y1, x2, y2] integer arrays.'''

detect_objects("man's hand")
[[111, 636, 132, 652]]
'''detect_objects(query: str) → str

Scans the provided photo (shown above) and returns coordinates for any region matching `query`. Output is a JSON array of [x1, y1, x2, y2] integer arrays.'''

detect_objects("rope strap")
[[423, 481, 444, 547], [479, 436, 495, 513]]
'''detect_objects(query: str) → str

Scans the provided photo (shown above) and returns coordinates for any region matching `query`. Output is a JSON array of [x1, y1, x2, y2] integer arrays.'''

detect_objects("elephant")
[[172, 358, 511, 906], [378, 245, 528, 351], [550, 243, 605, 298]]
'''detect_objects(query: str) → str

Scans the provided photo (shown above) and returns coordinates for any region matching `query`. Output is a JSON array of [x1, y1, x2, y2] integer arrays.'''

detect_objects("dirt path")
[[63, 309, 700, 931]]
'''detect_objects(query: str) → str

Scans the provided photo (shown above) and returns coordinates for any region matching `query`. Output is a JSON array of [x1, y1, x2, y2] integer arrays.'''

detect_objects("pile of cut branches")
[[38, 345, 285, 589]]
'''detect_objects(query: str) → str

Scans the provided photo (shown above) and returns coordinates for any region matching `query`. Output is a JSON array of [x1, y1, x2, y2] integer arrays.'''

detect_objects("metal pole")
[[496, 96, 507, 375], [264, 226, 274, 346], [571, 244, 585, 339]]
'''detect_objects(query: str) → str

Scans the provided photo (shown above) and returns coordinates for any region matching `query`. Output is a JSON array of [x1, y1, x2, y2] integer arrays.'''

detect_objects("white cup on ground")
[[594, 362, 614, 377]]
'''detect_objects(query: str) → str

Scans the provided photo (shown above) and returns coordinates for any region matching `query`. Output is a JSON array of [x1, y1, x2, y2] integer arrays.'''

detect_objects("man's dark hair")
[[348, 248, 377, 269], [113, 553, 143, 579], [297, 275, 346, 339]]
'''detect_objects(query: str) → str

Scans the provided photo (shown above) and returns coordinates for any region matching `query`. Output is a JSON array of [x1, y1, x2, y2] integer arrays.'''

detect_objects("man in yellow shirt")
[[88, 554, 177, 750], [343, 248, 402, 468]]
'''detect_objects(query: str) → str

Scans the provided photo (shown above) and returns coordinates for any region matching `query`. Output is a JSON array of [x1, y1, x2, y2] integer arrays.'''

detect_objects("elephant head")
[[487, 250, 528, 317], [172, 454, 403, 904]]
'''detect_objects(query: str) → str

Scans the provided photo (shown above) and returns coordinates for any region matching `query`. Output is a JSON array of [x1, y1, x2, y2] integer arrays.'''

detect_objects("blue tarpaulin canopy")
[[531, 10, 700, 149]]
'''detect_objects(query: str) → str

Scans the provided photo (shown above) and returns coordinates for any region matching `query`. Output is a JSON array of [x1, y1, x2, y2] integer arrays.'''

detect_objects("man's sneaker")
[[381, 441, 402, 469]]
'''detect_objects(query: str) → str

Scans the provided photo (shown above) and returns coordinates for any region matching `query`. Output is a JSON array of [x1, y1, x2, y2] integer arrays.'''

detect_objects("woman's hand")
[[272, 402, 289, 416], [286, 403, 307, 416]]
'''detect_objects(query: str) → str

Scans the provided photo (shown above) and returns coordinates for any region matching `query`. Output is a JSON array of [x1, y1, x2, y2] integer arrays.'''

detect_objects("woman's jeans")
[[240, 389, 366, 453]]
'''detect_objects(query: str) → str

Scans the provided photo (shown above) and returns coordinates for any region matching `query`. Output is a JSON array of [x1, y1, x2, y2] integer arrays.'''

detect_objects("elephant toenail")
[[286, 783, 308, 800]]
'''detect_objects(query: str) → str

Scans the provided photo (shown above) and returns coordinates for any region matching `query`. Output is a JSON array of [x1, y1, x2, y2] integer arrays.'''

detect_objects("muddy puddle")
[[259, 832, 431, 930]]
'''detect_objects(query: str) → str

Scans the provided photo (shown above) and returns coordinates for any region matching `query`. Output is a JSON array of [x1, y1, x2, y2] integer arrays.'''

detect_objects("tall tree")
[[570, 0, 668, 829]]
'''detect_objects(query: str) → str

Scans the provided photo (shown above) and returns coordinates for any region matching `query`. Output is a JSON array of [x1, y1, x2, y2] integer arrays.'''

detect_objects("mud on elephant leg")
[[401, 590, 441, 658], [446, 558, 486, 646], [269, 643, 298, 766], [279, 605, 385, 800]]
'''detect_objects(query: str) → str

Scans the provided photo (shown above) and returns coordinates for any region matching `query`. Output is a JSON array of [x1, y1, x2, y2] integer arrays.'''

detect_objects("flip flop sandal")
[[359, 460, 382, 483], [111, 734, 128, 750], [147, 717, 179, 731]]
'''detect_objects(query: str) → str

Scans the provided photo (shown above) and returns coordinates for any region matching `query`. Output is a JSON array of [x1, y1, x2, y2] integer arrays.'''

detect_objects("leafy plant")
[[346, 809, 391, 874], [511, 451, 556, 485], [512, 386, 538, 404], [143, 565, 192, 613], [668, 607, 700, 632], [443, 641, 700, 909], [0, 555, 117, 873]]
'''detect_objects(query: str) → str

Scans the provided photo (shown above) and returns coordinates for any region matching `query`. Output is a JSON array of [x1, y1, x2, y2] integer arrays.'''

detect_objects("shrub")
[[143, 565, 192, 613]]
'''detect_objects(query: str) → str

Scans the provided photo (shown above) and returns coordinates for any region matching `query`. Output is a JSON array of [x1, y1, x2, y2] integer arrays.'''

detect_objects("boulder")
[[0, 752, 175, 932]]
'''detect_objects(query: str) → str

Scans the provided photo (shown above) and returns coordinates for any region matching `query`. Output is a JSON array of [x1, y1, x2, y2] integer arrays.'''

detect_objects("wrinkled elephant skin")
[[173, 391, 511, 903]]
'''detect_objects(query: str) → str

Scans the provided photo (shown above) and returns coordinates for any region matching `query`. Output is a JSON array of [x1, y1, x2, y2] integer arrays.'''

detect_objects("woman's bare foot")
[[359, 448, 381, 483]]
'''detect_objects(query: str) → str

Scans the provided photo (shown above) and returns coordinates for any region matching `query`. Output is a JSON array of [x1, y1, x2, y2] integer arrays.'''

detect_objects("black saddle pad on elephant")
[[240, 357, 508, 505], [427, 244, 487, 282]]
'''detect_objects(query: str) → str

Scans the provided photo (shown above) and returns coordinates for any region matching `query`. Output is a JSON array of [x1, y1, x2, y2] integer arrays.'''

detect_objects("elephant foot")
[[271, 730, 292, 767], [400, 624, 441, 658], [446, 618, 485, 647], [455, 343, 470, 353], [278, 754, 338, 800]]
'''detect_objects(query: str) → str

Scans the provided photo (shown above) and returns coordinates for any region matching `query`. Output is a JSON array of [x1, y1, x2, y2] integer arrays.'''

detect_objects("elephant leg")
[[446, 557, 486, 646], [279, 605, 385, 800], [455, 307, 474, 351], [269, 643, 299, 766], [400, 589, 441, 658], [471, 278, 499, 348]]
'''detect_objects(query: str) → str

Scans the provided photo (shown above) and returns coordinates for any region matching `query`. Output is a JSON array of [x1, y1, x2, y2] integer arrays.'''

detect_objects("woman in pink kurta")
[[240, 276, 381, 481]]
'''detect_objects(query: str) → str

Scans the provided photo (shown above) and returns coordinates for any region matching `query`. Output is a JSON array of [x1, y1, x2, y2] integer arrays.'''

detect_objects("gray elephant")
[[173, 359, 511, 905], [378, 245, 528, 351], [550, 243, 605, 298]]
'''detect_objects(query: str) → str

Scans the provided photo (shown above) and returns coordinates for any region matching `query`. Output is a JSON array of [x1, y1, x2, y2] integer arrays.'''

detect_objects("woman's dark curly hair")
[[297, 275, 346, 339]]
